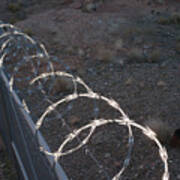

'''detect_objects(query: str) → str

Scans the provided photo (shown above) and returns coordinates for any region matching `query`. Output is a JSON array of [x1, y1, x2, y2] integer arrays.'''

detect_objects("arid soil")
[[0, 0, 180, 180], [0, 151, 18, 180]]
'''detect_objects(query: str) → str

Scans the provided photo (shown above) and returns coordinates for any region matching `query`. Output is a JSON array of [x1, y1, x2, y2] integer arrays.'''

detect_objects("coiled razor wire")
[[0, 22, 169, 180]]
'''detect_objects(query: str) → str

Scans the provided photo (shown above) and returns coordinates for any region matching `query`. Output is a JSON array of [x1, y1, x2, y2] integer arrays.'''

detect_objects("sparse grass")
[[122, 27, 142, 39], [157, 16, 170, 25], [9, 17, 19, 25], [128, 48, 161, 63], [96, 46, 115, 63], [65, 46, 77, 55], [114, 39, 123, 51], [176, 34, 180, 42], [170, 13, 180, 24], [148, 49, 162, 63], [50, 76, 74, 95], [158, 13, 180, 25], [142, 26, 156, 36], [7, 3, 22, 13], [127, 47, 145, 62], [23, 28, 34, 36], [175, 42, 180, 53], [0, 152, 18, 180]]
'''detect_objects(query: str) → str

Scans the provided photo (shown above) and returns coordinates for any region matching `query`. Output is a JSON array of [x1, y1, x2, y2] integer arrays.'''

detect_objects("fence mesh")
[[0, 21, 169, 180]]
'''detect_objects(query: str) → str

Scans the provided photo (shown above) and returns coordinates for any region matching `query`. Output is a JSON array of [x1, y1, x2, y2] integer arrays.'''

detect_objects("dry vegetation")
[[0, 0, 180, 179]]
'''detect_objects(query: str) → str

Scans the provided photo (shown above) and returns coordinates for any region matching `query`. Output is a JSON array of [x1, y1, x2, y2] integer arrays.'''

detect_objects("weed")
[[9, 17, 18, 24], [7, 3, 22, 13], [122, 27, 142, 39], [96, 46, 115, 63], [148, 49, 161, 63], [127, 47, 145, 63], [23, 28, 34, 36], [157, 17, 170, 25], [158, 13, 180, 25], [170, 13, 180, 24], [175, 42, 180, 53]]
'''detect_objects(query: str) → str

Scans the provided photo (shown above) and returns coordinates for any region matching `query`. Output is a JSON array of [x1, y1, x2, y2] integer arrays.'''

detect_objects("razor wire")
[[0, 22, 169, 180]]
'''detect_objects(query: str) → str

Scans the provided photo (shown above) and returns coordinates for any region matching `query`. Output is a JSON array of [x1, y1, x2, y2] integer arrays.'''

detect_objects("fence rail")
[[0, 69, 68, 180]]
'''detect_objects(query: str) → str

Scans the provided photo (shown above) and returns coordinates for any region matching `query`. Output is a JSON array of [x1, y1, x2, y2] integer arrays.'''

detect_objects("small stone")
[[157, 80, 166, 87], [86, 48, 91, 53], [82, 3, 96, 13], [134, 36, 143, 45], [86, 53, 90, 58], [104, 82, 108, 86], [118, 59, 124, 66], [77, 68, 86, 76], [114, 39, 123, 50], [139, 82, 145, 88], [78, 48, 85, 57], [104, 153, 111, 158], [125, 77, 133, 86], [143, 44, 151, 49], [160, 61, 168, 68]]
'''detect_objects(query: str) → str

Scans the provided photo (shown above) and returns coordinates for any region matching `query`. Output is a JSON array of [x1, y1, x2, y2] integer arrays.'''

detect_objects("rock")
[[114, 39, 123, 51], [70, 2, 82, 9], [82, 3, 96, 13], [86, 53, 90, 58], [78, 48, 85, 57], [134, 36, 144, 45], [86, 48, 91, 58], [118, 59, 124, 66], [139, 82, 145, 88], [104, 153, 111, 158], [125, 77, 133, 86], [157, 80, 166, 87], [86, 48, 91, 53], [160, 61, 168, 68], [92, 131, 113, 145]]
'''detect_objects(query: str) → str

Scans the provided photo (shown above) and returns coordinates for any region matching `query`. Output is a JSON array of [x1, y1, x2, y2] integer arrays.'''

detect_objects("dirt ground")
[[0, 0, 180, 179], [0, 151, 18, 180]]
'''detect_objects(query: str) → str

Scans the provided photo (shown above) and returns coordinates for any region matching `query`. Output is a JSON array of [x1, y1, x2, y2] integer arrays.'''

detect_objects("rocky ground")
[[0, 0, 180, 179], [0, 151, 18, 180]]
